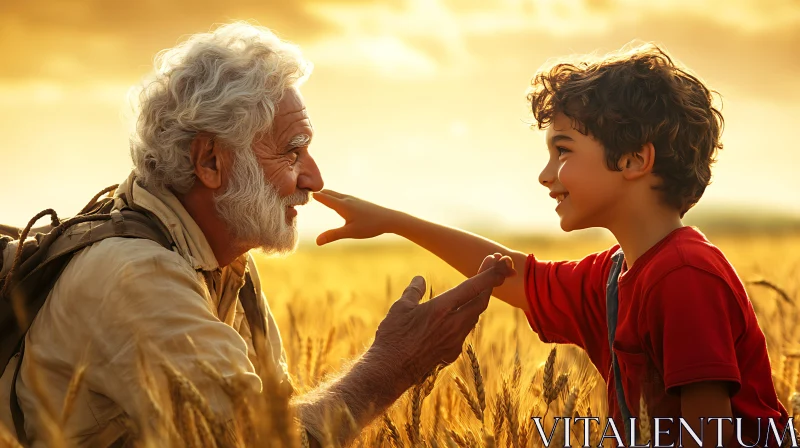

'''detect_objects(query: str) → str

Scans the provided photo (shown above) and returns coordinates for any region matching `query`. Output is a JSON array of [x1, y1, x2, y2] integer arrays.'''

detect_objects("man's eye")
[[288, 150, 300, 163]]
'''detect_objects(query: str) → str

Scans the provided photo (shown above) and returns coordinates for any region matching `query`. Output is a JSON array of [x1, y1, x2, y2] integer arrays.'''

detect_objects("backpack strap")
[[239, 271, 268, 366], [606, 248, 633, 445], [4, 210, 175, 350], [10, 341, 24, 446]]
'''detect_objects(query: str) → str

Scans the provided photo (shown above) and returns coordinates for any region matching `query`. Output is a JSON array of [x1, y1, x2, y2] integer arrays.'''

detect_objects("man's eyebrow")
[[548, 134, 574, 147], [285, 133, 311, 151]]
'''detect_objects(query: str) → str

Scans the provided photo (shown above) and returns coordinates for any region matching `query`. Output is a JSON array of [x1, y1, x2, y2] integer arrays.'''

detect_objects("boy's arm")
[[313, 189, 613, 357], [388, 211, 528, 310], [680, 381, 734, 448], [314, 190, 529, 310]]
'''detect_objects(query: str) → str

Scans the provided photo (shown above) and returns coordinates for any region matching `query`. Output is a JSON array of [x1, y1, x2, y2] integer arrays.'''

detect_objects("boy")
[[312, 43, 790, 446]]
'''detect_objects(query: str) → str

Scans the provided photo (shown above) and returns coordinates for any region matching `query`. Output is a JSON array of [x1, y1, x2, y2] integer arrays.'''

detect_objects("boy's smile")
[[551, 191, 569, 207]]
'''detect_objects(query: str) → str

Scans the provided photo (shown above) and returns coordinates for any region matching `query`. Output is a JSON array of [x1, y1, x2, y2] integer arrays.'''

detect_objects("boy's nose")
[[538, 165, 554, 187]]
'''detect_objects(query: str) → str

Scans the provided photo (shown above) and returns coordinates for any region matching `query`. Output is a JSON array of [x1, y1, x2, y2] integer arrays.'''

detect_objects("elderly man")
[[7, 22, 514, 447]]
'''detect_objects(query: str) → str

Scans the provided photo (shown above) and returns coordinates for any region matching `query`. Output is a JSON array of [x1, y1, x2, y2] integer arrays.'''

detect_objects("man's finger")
[[399, 276, 427, 305], [454, 286, 492, 319], [434, 261, 513, 311], [316, 227, 346, 246]]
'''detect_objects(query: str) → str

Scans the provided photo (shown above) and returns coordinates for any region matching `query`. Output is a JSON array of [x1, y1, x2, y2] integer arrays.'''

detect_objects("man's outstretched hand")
[[370, 253, 516, 390], [295, 253, 516, 448]]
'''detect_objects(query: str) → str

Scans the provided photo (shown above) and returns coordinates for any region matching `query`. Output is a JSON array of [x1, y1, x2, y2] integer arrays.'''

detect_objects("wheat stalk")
[[748, 278, 794, 304], [180, 401, 202, 448], [299, 426, 311, 448], [193, 407, 220, 448], [465, 344, 486, 422], [518, 421, 529, 448], [511, 346, 522, 391], [638, 393, 652, 445], [60, 364, 86, 426], [406, 386, 423, 445], [304, 335, 314, 387], [160, 361, 230, 447], [453, 375, 482, 423], [313, 326, 337, 381], [492, 395, 505, 446], [542, 345, 557, 419], [501, 377, 520, 448], [422, 365, 441, 399], [447, 429, 468, 448], [382, 413, 402, 447], [553, 373, 569, 402]]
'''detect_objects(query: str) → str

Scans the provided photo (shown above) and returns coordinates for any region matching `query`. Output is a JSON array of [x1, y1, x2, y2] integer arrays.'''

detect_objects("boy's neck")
[[608, 207, 684, 270]]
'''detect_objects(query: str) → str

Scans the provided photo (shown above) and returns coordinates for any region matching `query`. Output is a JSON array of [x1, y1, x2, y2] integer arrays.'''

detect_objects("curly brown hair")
[[527, 42, 724, 218]]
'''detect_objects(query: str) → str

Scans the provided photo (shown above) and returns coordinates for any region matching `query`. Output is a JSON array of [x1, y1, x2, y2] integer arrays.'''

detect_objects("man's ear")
[[620, 142, 655, 180], [189, 133, 225, 189]]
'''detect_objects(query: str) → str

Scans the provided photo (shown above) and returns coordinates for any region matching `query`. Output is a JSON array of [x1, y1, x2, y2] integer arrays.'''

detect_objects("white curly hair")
[[129, 21, 313, 194]]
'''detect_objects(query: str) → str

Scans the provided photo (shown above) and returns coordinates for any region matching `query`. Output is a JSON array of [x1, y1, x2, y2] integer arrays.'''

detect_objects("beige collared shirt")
[[3, 173, 291, 447]]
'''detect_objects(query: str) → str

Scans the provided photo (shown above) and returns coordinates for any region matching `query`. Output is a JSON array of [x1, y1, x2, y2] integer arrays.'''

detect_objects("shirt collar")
[[115, 171, 220, 272]]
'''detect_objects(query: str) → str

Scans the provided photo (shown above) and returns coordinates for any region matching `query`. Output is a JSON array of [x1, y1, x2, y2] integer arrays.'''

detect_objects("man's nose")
[[298, 154, 324, 192]]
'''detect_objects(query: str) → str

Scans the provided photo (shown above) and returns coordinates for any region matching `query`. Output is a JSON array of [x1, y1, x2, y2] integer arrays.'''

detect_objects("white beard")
[[213, 147, 310, 257]]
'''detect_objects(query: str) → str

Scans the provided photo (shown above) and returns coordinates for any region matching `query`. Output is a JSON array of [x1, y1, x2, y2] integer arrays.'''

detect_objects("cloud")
[[301, 0, 800, 99], [454, 13, 800, 102], [305, 36, 439, 78], [0, 0, 339, 81], [304, 0, 473, 74], [1, 0, 798, 103]]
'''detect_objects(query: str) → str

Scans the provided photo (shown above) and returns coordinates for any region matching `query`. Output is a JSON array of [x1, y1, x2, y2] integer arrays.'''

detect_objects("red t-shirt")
[[523, 226, 789, 446]]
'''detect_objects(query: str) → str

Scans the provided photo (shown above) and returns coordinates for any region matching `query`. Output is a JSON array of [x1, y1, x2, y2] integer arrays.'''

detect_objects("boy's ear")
[[190, 133, 227, 190], [620, 142, 655, 180]]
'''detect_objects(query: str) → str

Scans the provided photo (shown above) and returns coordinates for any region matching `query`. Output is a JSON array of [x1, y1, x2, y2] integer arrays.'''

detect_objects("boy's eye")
[[556, 146, 570, 156]]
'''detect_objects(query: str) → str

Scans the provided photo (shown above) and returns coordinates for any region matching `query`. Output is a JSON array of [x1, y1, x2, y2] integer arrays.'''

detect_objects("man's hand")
[[293, 254, 515, 447], [313, 189, 397, 245], [370, 253, 516, 390]]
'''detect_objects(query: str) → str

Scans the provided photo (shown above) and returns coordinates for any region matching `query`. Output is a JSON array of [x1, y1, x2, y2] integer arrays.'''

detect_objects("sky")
[[1, 0, 799, 239]]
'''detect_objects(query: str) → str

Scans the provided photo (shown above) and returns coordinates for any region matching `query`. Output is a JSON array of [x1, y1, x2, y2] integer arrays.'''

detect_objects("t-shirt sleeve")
[[644, 266, 745, 396], [523, 249, 613, 356]]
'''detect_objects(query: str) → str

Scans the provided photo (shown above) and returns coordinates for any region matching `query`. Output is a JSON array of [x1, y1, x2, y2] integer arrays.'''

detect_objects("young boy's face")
[[538, 113, 625, 232]]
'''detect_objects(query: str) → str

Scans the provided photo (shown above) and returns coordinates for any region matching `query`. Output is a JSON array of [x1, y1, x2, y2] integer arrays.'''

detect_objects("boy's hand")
[[313, 189, 397, 245]]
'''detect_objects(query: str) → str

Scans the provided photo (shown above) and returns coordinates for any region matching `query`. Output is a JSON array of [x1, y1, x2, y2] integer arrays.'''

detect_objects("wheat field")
[[2, 230, 799, 447], [250, 230, 800, 447]]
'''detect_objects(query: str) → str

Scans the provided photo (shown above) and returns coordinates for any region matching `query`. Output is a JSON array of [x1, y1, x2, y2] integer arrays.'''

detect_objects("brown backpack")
[[0, 181, 266, 445]]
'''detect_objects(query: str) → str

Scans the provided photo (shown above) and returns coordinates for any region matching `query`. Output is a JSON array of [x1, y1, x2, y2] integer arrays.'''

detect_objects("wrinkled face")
[[215, 87, 324, 255], [538, 113, 624, 232]]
